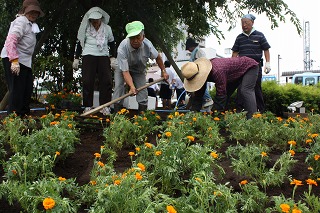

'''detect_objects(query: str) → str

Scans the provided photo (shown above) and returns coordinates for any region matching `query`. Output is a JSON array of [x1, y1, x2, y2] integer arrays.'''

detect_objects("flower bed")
[[0, 110, 319, 212]]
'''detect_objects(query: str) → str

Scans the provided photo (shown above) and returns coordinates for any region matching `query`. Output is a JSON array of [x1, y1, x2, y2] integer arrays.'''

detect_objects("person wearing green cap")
[[112, 21, 168, 113]]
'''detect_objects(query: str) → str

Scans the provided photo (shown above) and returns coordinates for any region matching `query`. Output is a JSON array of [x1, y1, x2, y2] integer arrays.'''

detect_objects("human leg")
[[239, 66, 258, 119], [97, 56, 112, 105], [112, 66, 125, 111], [131, 72, 148, 106], [255, 67, 265, 112], [82, 55, 96, 107]]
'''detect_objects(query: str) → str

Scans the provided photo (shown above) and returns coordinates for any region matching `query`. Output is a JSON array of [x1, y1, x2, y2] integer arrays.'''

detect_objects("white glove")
[[110, 57, 118, 71], [264, 62, 271, 74], [11, 61, 20, 76], [73, 59, 79, 70]]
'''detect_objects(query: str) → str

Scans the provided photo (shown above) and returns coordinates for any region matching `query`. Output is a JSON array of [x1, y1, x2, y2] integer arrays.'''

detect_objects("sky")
[[205, 0, 320, 79]]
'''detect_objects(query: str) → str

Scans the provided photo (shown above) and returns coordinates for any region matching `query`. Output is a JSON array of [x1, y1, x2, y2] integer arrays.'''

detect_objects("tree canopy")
[[0, 0, 301, 90]]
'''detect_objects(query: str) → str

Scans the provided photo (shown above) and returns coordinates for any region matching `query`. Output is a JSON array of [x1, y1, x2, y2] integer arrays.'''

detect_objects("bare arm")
[[264, 49, 270, 62], [155, 53, 169, 80], [122, 71, 137, 95]]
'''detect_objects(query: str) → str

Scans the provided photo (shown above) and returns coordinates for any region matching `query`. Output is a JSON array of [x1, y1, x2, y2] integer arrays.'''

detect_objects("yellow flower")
[[292, 208, 302, 213], [213, 117, 220, 121], [192, 117, 197, 121], [306, 178, 318, 186], [90, 180, 97, 185], [187, 136, 195, 141], [168, 114, 173, 119], [240, 180, 248, 185], [145, 143, 153, 148], [174, 111, 179, 116], [128, 152, 135, 156], [67, 123, 73, 128], [311, 133, 319, 138], [135, 147, 141, 152], [280, 203, 290, 213], [306, 139, 313, 144], [143, 117, 147, 120], [114, 179, 121, 185], [210, 151, 218, 159], [290, 179, 303, 186], [58, 177, 66, 181], [135, 172, 143, 180], [97, 161, 105, 167], [155, 151, 162, 156], [165, 132, 172, 137], [289, 150, 295, 156], [94, 153, 101, 158], [288, 140, 296, 146], [43, 197, 55, 210], [261, 152, 267, 157], [137, 162, 146, 171], [55, 151, 60, 156], [166, 205, 177, 213]]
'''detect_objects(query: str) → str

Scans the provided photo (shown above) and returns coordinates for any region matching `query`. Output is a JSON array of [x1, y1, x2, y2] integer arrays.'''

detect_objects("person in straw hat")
[[1, 0, 44, 116], [181, 56, 259, 119]]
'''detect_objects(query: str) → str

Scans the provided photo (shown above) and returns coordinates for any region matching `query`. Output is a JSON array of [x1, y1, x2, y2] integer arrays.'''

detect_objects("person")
[[1, 0, 44, 116], [174, 74, 186, 107], [231, 14, 271, 113], [159, 60, 176, 109], [113, 21, 168, 113], [185, 38, 213, 111], [73, 7, 116, 115], [181, 57, 259, 119], [147, 77, 160, 107]]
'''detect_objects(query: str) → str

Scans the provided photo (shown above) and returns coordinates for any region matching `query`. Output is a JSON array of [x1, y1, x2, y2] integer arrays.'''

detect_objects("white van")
[[292, 72, 320, 86]]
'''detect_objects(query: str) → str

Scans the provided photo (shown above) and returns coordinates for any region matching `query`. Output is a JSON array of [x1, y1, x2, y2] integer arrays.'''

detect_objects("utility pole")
[[303, 21, 311, 70], [278, 54, 281, 82]]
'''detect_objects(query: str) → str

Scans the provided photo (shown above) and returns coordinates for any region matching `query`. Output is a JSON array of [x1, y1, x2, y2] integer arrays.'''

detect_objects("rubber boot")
[[138, 104, 148, 114]]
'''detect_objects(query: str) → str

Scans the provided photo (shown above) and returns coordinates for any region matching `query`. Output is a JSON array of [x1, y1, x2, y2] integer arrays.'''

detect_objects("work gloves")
[[110, 57, 118, 71], [11, 60, 20, 76], [264, 62, 271, 74], [72, 59, 79, 70]]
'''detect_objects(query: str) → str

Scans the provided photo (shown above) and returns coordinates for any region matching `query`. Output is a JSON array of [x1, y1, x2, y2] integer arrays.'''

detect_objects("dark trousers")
[[2, 57, 33, 116], [82, 55, 112, 107], [255, 67, 265, 112]]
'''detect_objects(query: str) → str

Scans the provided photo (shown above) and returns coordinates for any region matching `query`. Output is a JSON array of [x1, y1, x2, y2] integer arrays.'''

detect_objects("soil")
[[0, 107, 319, 212]]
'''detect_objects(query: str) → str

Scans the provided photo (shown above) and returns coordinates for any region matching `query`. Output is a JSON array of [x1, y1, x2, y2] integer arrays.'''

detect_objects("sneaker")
[[100, 107, 111, 115], [83, 107, 93, 113], [202, 99, 214, 108]]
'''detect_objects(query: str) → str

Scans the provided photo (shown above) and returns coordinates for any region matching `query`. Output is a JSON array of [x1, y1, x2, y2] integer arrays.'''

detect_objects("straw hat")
[[181, 57, 212, 92]]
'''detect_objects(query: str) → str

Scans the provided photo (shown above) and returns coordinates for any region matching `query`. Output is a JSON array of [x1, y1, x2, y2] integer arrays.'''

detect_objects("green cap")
[[125, 21, 144, 38]]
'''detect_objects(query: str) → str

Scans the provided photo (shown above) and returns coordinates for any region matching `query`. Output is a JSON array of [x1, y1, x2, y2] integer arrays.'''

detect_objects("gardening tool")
[[81, 77, 165, 116]]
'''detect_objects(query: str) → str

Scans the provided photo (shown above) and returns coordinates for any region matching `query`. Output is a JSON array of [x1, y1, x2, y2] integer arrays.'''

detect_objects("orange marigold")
[[166, 205, 177, 213], [210, 152, 218, 159], [240, 180, 248, 185], [290, 179, 303, 186], [128, 152, 135, 156], [137, 162, 146, 171], [94, 153, 101, 158], [165, 132, 172, 137], [306, 178, 318, 186], [314, 154, 320, 161], [187, 136, 195, 141], [43, 197, 55, 210], [280, 203, 290, 213], [58, 176, 66, 181], [135, 172, 143, 180]]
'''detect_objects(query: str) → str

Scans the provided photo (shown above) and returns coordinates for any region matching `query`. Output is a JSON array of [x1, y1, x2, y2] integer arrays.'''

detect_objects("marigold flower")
[[128, 152, 135, 156], [195, 177, 202, 182], [261, 152, 267, 157], [289, 150, 295, 156], [166, 205, 177, 213], [187, 136, 195, 141], [43, 197, 55, 210], [210, 151, 218, 159], [90, 180, 97, 185], [292, 208, 302, 213], [135, 172, 143, 180], [97, 161, 105, 167], [213, 117, 220, 121], [156, 115, 161, 119], [114, 179, 121, 185], [290, 179, 303, 186], [41, 115, 47, 119], [137, 162, 146, 171], [306, 178, 318, 186], [314, 154, 320, 161], [165, 132, 172, 137], [55, 151, 60, 156], [12, 170, 17, 175], [145, 143, 153, 148], [94, 153, 101, 158], [311, 133, 319, 138], [280, 203, 290, 213], [288, 140, 296, 146], [135, 147, 141, 152], [168, 114, 173, 119], [174, 112, 179, 116], [58, 176, 66, 181], [240, 180, 248, 185], [155, 151, 162, 156], [306, 139, 313, 144], [67, 124, 73, 128], [192, 117, 197, 121], [143, 117, 147, 120], [106, 118, 110, 122], [308, 167, 313, 171]]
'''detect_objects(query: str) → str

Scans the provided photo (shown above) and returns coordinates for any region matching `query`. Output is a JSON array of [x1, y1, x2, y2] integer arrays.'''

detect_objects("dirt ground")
[[0, 108, 319, 212]]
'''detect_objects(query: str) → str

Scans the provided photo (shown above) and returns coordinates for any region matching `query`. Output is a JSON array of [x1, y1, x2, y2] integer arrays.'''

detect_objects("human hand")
[[72, 59, 79, 70], [11, 61, 20, 76], [264, 62, 271, 74], [162, 70, 169, 80], [110, 57, 118, 71], [129, 86, 138, 95]]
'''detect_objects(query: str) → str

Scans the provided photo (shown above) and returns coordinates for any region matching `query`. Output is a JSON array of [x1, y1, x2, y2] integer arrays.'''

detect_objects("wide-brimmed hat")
[[23, 0, 44, 17], [181, 57, 212, 92], [125, 21, 144, 38], [88, 11, 102, 19]]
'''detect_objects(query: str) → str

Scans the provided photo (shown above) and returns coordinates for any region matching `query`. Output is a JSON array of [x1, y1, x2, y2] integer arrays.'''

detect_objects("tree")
[[0, 0, 301, 103]]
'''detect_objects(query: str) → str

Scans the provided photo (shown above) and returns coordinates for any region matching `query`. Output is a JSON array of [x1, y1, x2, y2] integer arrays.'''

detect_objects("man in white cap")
[[181, 56, 259, 119], [232, 14, 271, 113], [112, 21, 168, 113]]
